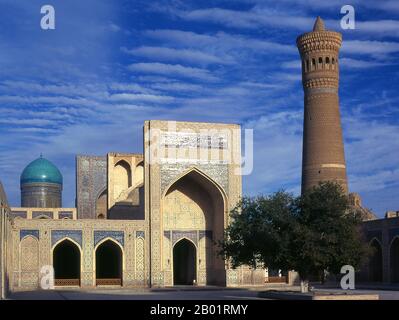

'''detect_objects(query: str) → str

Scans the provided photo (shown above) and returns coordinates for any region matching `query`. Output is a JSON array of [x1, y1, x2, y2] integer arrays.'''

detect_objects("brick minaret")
[[297, 17, 348, 193]]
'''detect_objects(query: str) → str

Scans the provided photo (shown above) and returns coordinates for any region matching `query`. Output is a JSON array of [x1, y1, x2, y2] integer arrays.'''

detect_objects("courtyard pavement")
[[7, 285, 399, 300], [8, 287, 268, 300]]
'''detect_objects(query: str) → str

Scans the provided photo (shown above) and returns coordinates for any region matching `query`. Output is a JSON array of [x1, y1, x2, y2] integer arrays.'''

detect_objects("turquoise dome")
[[20, 156, 63, 185]]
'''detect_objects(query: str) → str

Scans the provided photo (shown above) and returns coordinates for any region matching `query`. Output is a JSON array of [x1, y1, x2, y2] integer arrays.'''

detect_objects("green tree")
[[290, 182, 368, 291], [220, 182, 368, 292], [220, 191, 297, 271]]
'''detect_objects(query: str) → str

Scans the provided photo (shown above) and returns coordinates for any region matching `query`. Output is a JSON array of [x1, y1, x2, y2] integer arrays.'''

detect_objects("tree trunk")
[[300, 279, 309, 293]]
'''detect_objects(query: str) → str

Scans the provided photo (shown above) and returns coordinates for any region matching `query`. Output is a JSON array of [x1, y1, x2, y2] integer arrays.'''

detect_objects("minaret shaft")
[[297, 17, 348, 193]]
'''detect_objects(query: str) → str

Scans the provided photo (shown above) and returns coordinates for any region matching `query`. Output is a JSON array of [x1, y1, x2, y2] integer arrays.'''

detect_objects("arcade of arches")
[[361, 232, 399, 284], [52, 238, 123, 287], [45, 230, 399, 288], [360, 209, 399, 283]]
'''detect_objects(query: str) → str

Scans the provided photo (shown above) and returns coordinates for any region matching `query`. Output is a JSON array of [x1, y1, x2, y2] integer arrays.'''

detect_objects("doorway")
[[95, 240, 123, 286], [173, 239, 197, 285], [53, 239, 80, 286]]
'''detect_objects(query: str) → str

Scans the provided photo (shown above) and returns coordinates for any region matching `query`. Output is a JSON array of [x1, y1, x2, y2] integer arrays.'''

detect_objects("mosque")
[[0, 120, 273, 294], [0, 17, 398, 298]]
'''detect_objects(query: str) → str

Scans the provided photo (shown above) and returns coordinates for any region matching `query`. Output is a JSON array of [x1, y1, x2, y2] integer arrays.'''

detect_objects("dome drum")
[[20, 156, 63, 208]]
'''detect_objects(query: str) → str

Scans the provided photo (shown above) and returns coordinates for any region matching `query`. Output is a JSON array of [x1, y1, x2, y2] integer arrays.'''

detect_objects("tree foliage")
[[220, 182, 368, 281]]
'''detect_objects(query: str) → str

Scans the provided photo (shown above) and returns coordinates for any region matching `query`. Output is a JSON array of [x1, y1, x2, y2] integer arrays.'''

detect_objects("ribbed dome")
[[20, 156, 63, 185]]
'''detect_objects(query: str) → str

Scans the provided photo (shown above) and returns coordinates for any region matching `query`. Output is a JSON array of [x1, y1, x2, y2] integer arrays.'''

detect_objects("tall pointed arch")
[[390, 236, 399, 283], [173, 238, 197, 285], [95, 238, 124, 286], [95, 187, 107, 219], [52, 238, 81, 286], [134, 161, 144, 186], [369, 238, 383, 282], [162, 167, 228, 220], [161, 166, 228, 286], [114, 160, 132, 200]]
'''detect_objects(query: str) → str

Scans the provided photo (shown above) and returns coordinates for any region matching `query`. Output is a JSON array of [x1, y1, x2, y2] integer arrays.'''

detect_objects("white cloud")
[[0, 118, 56, 126], [340, 58, 389, 69], [243, 111, 303, 196], [228, 0, 399, 14], [109, 93, 175, 103], [281, 60, 301, 69], [355, 20, 399, 37], [149, 81, 204, 92], [155, 4, 399, 39], [108, 23, 121, 32], [145, 29, 296, 54], [109, 83, 157, 94], [127, 62, 219, 81], [179, 7, 313, 31], [343, 40, 399, 57], [0, 95, 98, 107], [0, 81, 108, 99], [122, 46, 234, 65]]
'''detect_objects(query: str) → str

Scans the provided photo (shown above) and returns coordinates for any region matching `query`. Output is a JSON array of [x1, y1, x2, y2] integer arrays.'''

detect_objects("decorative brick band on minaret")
[[297, 17, 348, 193]]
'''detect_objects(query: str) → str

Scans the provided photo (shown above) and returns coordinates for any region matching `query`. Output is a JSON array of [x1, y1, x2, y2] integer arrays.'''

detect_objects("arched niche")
[[162, 168, 227, 286], [53, 239, 81, 286], [163, 168, 226, 232], [114, 160, 132, 200], [369, 238, 383, 282], [134, 162, 144, 186], [390, 237, 399, 283], [20, 236, 39, 272], [173, 238, 197, 285], [95, 239, 123, 286], [20, 235, 40, 287], [96, 188, 107, 219]]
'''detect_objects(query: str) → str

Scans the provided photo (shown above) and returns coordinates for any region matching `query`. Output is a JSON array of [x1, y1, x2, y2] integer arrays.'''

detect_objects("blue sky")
[[0, 0, 398, 217]]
